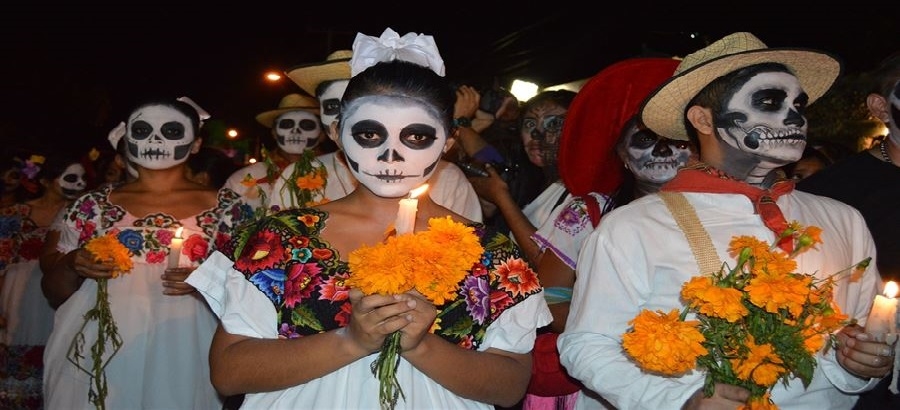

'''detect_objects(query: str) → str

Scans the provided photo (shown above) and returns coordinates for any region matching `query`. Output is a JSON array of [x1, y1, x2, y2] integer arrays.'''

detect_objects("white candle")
[[865, 280, 899, 342], [395, 184, 429, 235], [168, 227, 184, 269]]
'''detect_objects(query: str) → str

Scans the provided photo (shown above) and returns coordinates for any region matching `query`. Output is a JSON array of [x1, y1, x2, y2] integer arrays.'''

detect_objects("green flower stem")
[[370, 331, 404, 410], [67, 278, 124, 410]]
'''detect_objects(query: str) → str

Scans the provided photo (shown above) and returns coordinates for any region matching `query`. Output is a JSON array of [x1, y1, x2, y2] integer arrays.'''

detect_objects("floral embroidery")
[[62, 185, 251, 266], [228, 208, 541, 349], [0, 204, 47, 269]]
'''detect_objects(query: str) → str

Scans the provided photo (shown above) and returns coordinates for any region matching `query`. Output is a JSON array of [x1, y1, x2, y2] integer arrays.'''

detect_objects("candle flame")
[[409, 184, 429, 199], [175, 227, 184, 238], [884, 281, 899, 298]]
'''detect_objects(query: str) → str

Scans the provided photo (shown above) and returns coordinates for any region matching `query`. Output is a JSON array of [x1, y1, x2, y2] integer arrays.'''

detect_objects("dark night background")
[[2, 4, 897, 161]]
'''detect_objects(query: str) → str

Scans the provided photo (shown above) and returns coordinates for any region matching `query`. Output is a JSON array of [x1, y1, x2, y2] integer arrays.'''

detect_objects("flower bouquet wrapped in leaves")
[[346, 216, 483, 410], [69, 234, 133, 410], [622, 222, 870, 409]]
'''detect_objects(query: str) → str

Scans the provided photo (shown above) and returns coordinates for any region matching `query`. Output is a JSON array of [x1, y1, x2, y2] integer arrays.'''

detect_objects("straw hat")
[[640, 32, 842, 141], [558, 57, 679, 197], [255, 94, 320, 128], [286, 50, 353, 97]]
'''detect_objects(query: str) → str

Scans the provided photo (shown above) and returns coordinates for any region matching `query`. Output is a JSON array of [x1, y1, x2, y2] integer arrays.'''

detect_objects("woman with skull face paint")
[[39, 97, 252, 409], [0, 151, 88, 409], [467, 90, 577, 268], [185, 28, 551, 409], [558, 32, 890, 410]]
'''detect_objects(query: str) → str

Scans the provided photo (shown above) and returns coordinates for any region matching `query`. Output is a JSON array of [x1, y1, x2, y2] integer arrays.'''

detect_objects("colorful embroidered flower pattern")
[[228, 209, 540, 410], [228, 208, 539, 345], [622, 222, 868, 409]]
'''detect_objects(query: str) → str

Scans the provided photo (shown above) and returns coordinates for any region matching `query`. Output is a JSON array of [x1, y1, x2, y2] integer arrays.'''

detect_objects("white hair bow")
[[177, 96, 211, 128], [350, 28, 445, 77], [107, 121, 126, 149]]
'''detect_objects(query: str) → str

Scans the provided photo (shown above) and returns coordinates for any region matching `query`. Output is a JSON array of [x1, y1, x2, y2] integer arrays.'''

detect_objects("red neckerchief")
[[661, 163, 796, 252]]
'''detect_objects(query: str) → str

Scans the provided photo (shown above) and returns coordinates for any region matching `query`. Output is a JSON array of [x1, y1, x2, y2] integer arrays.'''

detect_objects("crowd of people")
[[0, 27, 895, 410]]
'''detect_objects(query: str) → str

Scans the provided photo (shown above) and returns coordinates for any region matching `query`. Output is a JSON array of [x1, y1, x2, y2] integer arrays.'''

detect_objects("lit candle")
[[395, 184, 429, 235], [865, 280, 899, 342], [168, 227, 184, 269]]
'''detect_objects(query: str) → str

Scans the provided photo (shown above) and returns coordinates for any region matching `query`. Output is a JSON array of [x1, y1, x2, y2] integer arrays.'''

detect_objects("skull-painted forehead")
[[713, 67, 808, 166], [126, 104, 196, 170], [339, 95, 448, 198], [273, 110, 321, 154]]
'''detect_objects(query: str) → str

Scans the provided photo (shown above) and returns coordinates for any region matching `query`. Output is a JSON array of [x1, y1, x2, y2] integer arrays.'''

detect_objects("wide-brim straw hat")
[[559, 57, 679, 197], [640, 32, 842, 141], [287, 50, 353, 97], [255, 94, 320, 128]]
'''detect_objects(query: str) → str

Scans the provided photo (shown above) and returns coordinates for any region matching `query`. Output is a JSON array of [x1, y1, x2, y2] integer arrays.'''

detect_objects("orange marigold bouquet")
[[70, 234, 134, 410], [346, 216, 484, 410], [622, 222, 871, 410]]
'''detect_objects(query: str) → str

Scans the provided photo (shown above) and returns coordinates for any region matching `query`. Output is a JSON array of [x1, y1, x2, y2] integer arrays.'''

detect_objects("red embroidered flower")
[[493, 257, 540, 297]]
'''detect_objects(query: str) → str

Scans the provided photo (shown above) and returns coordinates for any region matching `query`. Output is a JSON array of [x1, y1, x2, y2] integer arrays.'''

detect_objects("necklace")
[[879, 140, 893, 164]]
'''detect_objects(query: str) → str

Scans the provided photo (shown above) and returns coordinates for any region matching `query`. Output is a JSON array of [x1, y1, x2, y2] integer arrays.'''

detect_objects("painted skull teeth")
[[742, 126, 805, 149]]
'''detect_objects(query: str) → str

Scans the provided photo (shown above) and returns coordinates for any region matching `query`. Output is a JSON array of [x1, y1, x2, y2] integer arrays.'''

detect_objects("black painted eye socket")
[[131, 121, 153, 140], [62, 174, 80, 183], [278, 119, 319, 131], [322, 98, 341, 116], [161, 121, 186, 140]]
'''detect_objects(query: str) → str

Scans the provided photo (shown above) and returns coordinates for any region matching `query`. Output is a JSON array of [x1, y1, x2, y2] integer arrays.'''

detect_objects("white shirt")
[[559, 190, 882, 410]]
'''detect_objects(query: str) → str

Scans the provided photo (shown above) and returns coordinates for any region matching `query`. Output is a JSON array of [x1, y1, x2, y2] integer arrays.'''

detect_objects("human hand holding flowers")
[[346, 289, 419, 354]]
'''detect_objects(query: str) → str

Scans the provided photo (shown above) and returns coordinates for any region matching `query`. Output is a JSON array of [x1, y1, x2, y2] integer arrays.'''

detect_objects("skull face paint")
[[126, 105, 195, 170], [715, 71, 808, 166], [274, 110, 321, 154], [520, 101, 567, 168], [318, 80, 350, 140], [339, 96, 447, 198], [623, 122, 694, 184], [57, 163, 86, 199]]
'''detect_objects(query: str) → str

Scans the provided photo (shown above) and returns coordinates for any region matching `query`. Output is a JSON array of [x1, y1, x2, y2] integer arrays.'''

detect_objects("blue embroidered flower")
[[117, 230, 144, 253], [249, 268, 286, 304]]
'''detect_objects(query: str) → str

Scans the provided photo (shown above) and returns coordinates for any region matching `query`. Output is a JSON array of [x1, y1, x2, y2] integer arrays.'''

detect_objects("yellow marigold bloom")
[[239, 174, 257, 188], [84, 234, 134, 278], [746, 272, 810, 317], [295, 172, 325, 190], [731, 337, 785, 386], [682, 277, 748, 322], [729, 236, 769, 259], [622, 309, 707, 375]]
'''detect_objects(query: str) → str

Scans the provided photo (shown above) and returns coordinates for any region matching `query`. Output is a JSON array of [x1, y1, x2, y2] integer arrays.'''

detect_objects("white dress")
[[42, 186, 250, 410], [559, 190, 882, 410], [187, 208, 551, 409]]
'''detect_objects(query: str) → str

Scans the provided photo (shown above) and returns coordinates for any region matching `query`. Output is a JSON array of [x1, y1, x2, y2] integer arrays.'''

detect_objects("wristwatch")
[[452, 117, 472, 128]]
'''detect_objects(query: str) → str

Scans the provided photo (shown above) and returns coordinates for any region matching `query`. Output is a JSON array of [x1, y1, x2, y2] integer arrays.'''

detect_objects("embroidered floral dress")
[[0, 203, 56, 409], [188, 208, 552, 409], [224, 149, 327, 219], [42, 185, 251, 410]]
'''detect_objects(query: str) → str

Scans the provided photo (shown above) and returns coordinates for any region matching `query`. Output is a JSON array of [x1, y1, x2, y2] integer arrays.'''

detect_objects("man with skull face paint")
[[279, 49, 484, 222], [186, 28, 550, 409], [558, 33, 890, 409], [224, 93, 327, 215], [0, 152, 87, 409], [39, 97, 251, 409]]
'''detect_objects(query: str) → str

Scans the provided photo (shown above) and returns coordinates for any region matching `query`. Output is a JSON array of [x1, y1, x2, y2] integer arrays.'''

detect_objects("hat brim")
[[641, 48, 842, 141], [287, 59, 352, 97], [255, 106, 320, 128]]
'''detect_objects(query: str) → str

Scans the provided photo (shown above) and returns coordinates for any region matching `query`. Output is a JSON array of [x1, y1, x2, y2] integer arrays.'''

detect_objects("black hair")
[[340, 59, 455, 131]]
